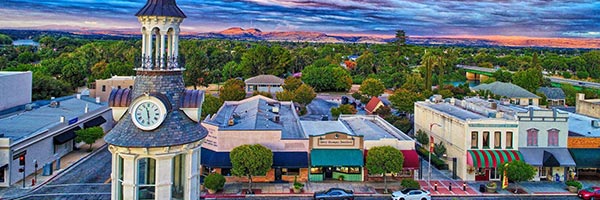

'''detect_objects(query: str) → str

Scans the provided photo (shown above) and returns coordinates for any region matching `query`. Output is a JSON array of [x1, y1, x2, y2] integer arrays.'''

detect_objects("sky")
[[1, 0, 600, 38]]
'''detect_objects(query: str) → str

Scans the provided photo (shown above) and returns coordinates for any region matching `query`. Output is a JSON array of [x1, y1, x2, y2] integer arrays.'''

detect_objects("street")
[[301, 98, 339, 121]]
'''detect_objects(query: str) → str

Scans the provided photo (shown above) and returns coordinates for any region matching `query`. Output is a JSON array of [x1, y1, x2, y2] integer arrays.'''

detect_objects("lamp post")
[[429, 122, 442, 191]]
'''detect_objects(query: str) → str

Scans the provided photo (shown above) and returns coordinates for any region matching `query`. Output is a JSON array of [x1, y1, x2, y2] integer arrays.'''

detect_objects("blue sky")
[[1, 0, 600, 38]]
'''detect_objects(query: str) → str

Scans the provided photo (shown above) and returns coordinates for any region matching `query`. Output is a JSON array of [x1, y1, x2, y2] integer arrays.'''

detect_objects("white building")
[[0, 71, 32, 111]]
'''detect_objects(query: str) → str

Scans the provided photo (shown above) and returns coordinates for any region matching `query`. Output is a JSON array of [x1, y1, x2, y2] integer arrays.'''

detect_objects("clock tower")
[[104, 0, 208, 199]]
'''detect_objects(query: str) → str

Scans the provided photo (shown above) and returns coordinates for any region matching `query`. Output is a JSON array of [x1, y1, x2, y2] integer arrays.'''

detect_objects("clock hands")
[[146, 106, 151, 125]]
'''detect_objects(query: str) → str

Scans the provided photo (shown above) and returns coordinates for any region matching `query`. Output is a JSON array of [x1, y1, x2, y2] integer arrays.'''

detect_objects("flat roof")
[[0, 71, 30, 77], [205, 95, 305, 139], [566, 112, 600, 137], [0, 96, 108, 143], [300, 121, 351, 136], [421, 102, 485, 121], [338, 115, 413, 141]]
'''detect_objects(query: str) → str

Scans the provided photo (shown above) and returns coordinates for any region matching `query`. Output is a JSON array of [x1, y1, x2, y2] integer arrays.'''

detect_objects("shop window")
[[335, 167, 361, 174], [221, 168, 232, 176], [494, 131, 501, 149], [482, 131, 490, 149], [475, 168, 485, 176], [490, 168, 501, 180], [471, 131, 478, 149], [527, 128, 539, 146], [506, 132, 513, 149], [137, 157, 156, 200], [310, 167, 323, 174], [282, 168, 300, 176], [0, 168, 4, 183], [548, 129, 559, 147]]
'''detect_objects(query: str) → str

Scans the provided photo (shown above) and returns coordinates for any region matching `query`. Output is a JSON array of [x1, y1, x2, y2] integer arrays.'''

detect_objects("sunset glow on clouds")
[[1, 0, 599, 38]]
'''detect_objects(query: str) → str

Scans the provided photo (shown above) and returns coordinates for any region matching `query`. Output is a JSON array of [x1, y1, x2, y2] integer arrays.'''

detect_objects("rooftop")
[[472, 82, 540, 99], [0, 96, 107, 143], [300, 121, 351, 136], [0, 71, 30, 77], [244, 75, 285, 85], [537, 87, 566, 100], [204, 95, 305, 139], [565, 112, 600, 137], [103, 76, 135, 81], [420, 102, 485, 121], [338, 115, 412, 141], [135, 0, 186, 18]]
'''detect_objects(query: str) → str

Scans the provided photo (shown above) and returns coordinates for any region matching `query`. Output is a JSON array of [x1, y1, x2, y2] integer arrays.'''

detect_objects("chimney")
[[577, 93, 585, 101], [450, 98, 456, 105], [96, 97, 101, 104], [60, 116, 65, 123]]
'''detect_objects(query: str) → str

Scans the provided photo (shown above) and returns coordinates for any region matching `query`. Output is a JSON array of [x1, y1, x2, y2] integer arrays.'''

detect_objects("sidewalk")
[[0, 140, 106, 199]]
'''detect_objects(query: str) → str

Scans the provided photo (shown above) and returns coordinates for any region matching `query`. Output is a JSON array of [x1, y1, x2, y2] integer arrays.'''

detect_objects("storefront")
[[569, 149, 600, 180], [201, 148, 309, 182], [308, 132, 364, 182], [466, 150, 523, 181], [519, 148, 575, 181]]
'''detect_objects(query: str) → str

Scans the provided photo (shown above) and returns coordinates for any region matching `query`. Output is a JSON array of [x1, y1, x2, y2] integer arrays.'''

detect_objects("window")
[[310, 167, 323, 174], [494, 131, 501, 149], [102, 85, 106, 92], [506, 132, 513, 149], [221, 168, 232, 176], [0, 168, 5, 183], [548, 129, 559, 147], [528, 99, 533, 105], [172, 154, 185, 199], [282, 168, 300, 176], [335, 167, 361, 174], [471, 131, 478, 148], [490, 168, 501, 180], [137, 158, 156, 200], [527, 128, 539, 146], [117, 156, 124, 200], [482, 131, 490, 149]]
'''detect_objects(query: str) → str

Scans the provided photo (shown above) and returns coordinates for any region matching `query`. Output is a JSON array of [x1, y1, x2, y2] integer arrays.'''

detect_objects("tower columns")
[[155, 153, 175, 199], [120, 153, 137, 200], [160, 30, 167, 69], [185, 146, 202, 200]]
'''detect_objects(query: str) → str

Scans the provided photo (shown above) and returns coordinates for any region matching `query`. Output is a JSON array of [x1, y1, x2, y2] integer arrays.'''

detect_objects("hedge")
[[416, 147, 448, 170]]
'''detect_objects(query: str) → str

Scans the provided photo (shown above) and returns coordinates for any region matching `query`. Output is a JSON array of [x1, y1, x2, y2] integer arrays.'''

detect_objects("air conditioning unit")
[[592, 120, 600, 128]]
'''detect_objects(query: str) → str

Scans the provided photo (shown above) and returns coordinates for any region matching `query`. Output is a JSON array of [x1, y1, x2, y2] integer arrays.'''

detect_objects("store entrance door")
[[324, 167, 333, 179], [274, 168, 282, 182]]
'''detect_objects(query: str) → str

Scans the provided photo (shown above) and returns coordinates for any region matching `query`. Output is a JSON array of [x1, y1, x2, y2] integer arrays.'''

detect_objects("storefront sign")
[[318, 139, 354, 146]]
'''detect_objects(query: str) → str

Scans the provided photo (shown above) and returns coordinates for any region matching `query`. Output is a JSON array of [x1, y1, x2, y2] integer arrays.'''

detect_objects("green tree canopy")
[[330, 104, 357, 118], [293, 84, 317, 106], [75, 126, 104, 151], [0, 34, 12, 45], [219, 78, 246, 101], [201, 94, 224, 119], [275, 90, 295, 101], [499, 160, 536, 193], [360, 78, 385, 97], [366, 146, 404, 193], [230, 144, 273, 194], [282, 76, 303, 91], [389, 89, 424, 113], [31, 72, 72, 101]]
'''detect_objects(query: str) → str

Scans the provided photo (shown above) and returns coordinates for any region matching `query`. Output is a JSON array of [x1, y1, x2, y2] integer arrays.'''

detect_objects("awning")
[[311, 149, 363, 167], [84, 116, 106, 128], [519, 148, 576, 167], [467, 150, 522, 168], [53, 126, 81, 144], [0, 164, 8, 170], [570, 149, 600, 168], [363, 150, 419, 170], [201, 148, 231, 168], [273, 152, 308, 168]]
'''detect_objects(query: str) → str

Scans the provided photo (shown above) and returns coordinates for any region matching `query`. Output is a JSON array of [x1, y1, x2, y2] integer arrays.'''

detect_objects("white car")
[[391, 188, 431, 200]]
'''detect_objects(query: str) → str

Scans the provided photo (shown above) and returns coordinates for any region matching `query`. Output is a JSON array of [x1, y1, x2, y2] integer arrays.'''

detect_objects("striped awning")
[[467, 150, 523, 168]]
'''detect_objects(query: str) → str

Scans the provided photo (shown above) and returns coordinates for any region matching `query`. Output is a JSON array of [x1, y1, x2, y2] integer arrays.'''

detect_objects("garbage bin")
[[479, 184, 485, 193]]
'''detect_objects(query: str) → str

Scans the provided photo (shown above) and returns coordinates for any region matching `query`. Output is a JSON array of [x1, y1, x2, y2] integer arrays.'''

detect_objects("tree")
[[275, 90, 295, 101], [0, 34, 12, 45], [493, 70, 513, 82], [394, 30, 407, 47], [499, 160, 536, 193], [252, 91, 272, 98], [293, 84, 317, 106], [230, 144, 273, 194], [402, 73, 425, 92], [389, 89, 423, 113], [282, 76, 303, 91], [433, 142, 446, 157], [415, 130, 429, 145], [512, 67, 543, 92], [330, 104, 357, 118], [202, 94, 224, 118], [31, 72, 72, 101], [366, 146, 404, 193], [75, 126, 104, 151], [421, 50, 436, 91], [219, 78, 246, 101], [360, 78, 385, 98]]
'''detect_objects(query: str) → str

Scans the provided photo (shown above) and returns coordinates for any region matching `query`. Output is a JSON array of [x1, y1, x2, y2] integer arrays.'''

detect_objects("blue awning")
[[201, 148, 308, 168], [273, 152, 308, 168]]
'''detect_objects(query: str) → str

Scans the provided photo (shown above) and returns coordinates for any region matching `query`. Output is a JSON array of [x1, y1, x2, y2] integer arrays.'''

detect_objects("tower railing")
[[136, 55, 185, 71]]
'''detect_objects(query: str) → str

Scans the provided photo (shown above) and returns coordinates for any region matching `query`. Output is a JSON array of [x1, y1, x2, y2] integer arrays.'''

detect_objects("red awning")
[[364, 149, 420, 170], [467, 150, 523, 168]]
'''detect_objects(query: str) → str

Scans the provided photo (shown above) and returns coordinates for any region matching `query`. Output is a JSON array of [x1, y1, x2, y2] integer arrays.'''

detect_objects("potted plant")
[[566, 180, 583, 193], [292, 176, 304, 193], [204, 173, 226, 194], [338, 175, 345, 181], [486, 182, 497, 193]]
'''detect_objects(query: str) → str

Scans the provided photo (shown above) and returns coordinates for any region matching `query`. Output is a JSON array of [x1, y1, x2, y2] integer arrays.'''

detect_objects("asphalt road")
[[301, 98, 339, 121], [16, 146, 112, 200], [548, 76, 600, 89]]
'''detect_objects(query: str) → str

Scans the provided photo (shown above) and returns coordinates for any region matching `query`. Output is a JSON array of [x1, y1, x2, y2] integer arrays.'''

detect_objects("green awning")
[[310, 149, 363, 167], [570, 149, 600, 168]]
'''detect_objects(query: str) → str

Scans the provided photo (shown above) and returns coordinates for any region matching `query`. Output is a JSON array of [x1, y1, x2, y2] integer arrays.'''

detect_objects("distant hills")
[[2, 27, 599, 49]]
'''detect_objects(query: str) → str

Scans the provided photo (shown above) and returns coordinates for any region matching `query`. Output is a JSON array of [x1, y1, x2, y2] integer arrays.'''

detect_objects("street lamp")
[[429, 122, 442, 192]]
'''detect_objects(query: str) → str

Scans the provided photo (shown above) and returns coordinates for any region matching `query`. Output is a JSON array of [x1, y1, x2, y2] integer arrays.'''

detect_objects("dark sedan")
[[313, 188, 354, 200]]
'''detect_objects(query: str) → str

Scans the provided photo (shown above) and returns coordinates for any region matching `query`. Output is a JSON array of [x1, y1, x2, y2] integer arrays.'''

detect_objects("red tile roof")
[[365, 97, 383, 114]]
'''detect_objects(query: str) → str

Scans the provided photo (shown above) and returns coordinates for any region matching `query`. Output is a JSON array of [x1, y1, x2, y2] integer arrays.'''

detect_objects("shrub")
[[486, 182, 497, 188], [416, 147, 448, 170], [401, 179, 420, 189], [293, 176, 304, 189], [566, 180, 583, 190], [204, 173, 226, 191]]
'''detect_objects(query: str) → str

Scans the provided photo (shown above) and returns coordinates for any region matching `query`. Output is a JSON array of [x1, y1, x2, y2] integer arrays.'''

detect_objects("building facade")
[[0, 95, 112, 187], [90, 76, 135, 102], [0, 71, 31, 111], [103, 1, 208, 199], [414, 98, 521, 181], [244, 75, 285, 93], [565, 111, 600, 180], [576, 93, 600, 118], [472, 82, 540, 106]]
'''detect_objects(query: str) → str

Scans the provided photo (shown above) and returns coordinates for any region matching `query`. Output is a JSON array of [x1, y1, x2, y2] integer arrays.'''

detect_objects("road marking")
[[43, 183, 109, 187]]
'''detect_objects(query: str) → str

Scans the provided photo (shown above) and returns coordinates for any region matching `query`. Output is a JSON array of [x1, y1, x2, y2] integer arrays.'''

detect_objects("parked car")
[[313, 188, 354, 200], [578, 186, 600, 200], [391, 188, 431, 200]]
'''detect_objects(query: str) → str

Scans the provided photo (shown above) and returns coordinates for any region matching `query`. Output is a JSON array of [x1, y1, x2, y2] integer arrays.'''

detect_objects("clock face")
[[131, 98, 167, 131]]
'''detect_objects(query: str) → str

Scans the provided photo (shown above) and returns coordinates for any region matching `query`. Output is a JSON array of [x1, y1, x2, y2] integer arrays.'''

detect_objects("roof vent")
[[25, 104, 35, 111], [273, 115, 280, 123], [228, 118, 235, 126], [96, 97, 101, 104], [49, 101, 60, 108], [60, 116, 65, 123]]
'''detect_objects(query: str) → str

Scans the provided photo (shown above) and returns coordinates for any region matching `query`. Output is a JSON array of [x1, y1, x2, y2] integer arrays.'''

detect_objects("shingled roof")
[[537, 87, 566, 100], [135, 0, 186, 18], [244, 75, 284, 85], [473, 82, 540, 99]]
